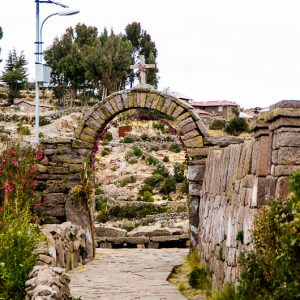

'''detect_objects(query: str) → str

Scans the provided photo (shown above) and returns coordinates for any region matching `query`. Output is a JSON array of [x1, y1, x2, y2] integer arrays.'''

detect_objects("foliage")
[[188, 267, 211, 290], [160, 176, 176, 195], [174, 163, 185, 183], [0, 26, 2, 63], [152, 165, 169, 177], [153, 121, 165, 132], [132, 146, 143, 157], [138, 184, 153, 196], [224, 117, 248, 136], [117, 176, 136, 187], [0, 210, 42, 299], [0, 49, 28, 104], [163, 155, 169, 162], [125, 22, 159, 88], [209, 119, 227, 130], [103, 132, 113, 142], [206, 284, 237, 300], [101, 148, 111, 156], [120, 218, 136, 231], [141, 191, 154, 202], [17, 125, 31, 135], [236, 230, 244, 244], [180, 178, 189, 194], [169, 143, 181, 153], [144, 174, 164, 188], [238, 172, 300, 300], [95, 187, 105, 195], [121, 135, 134, 143], [0, 141, 44, 299], [145, 156, 157, 165]]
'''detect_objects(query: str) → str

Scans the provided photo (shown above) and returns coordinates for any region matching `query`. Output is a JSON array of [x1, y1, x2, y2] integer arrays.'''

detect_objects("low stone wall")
[[189, 100, 300, 287], [25, 222, 91, 299]]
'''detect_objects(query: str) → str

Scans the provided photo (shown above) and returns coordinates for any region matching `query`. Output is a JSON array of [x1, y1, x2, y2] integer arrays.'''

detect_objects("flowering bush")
[[0, 141, 44, 299]]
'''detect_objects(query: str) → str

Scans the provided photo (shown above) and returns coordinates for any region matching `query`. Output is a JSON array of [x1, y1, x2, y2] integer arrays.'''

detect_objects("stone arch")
[[39, 86, 210, 259], [72, 87, 209, 158]]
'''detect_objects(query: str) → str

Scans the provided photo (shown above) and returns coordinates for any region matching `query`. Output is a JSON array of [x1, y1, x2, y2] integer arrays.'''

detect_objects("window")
[[218, 106, 223, 112]]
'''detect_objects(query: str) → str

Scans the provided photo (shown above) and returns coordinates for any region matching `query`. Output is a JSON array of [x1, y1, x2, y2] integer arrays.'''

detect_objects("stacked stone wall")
[[189, 100, 300, 287]]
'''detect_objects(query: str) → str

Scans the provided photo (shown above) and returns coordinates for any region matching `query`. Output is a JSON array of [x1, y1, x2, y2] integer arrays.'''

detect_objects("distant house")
[[190, 100, 239, 117], [13, 99, 53, 113]]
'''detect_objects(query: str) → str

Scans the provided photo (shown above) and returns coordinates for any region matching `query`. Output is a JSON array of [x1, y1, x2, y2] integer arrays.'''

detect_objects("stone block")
[[172, 106, 184, 118], [166, 102, 178, 116], [72, 139, 94, 149], [196, 120, 209, 136], [114, 95, 124, 111], [256, 135, 271, 176], [183, 130, 199, 140], [182, 122, 197, 134], [179, 117, 194, 127], [273, 128, 300, 149], [69, 164, 82, 173], [95, 225, 127, 238], [79, 132, 95, 144], [187, 147, 209, 158], [184, 136, 204, 148], [81, 126, 98, 138], [272, 165, 300, 176], [175, 111, 190, 123], [277, 147, 300, 165], [251, 177, 267, 207], [161, 98, 172, 113], [187, 165, 206, 181], [148, 242, 159, 249], [275, 176, 291, 199], [189, 182, 202, 196], [108, 98, 119, 113], [85, 117, 101, 131], [269, 117, 300, 131]]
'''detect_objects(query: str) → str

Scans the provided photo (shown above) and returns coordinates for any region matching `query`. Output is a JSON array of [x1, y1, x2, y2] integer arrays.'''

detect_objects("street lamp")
[[35, 0, 79, 145]]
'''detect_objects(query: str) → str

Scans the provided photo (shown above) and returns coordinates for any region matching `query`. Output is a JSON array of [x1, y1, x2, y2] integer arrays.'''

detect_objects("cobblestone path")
[[69, 248, 188, 300]]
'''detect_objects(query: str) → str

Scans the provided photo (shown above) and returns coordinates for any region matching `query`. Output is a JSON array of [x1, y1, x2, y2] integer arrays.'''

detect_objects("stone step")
[[96, 234, 189, 249]]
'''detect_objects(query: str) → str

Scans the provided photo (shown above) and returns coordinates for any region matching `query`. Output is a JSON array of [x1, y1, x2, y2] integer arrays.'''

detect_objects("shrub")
[[140, 133, 149, 141], [174, 163, 185, 183], [139, 184, 153, 196], [180, 178, 189, 194], [0, 210, 42, 299], [153, 121, 165, 132], [169, 143, 181, 153], [145, 156, 157, 165], [133, 146, 143, 157], [225, 117, 248, 136], [142, 191, 154, 202], [95, 187, 105, 195], [121, 135, 134, 143], [120, 219, 135, 231], [238, 172, 300, 299], [117, 176, 136, 187], [104, 132, 113, 142], [160, 176, 176, 195], [17, 125, 31, 135], [206, 284, 237, 300], [163, 155, 169, 162], [188, 267, 211, 290], [101, 148, 111, 156], [152, 165, 169, 177], [144, 174, 164, 188], [209, 119, 226, 130]]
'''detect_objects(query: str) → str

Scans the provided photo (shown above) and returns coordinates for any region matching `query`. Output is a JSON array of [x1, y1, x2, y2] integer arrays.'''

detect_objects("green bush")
[[145, 156, 157, 165], [140, 133, 149, 141], [153, 121, 165, 132], [139, 184, 153, 196], [17, 125, 31, 135], [142, 191, 154, 202], [120, 219, 136, 231], [160, 176, 176, 195], [121, 135, 134, 143], [101, 148, 111, 156], [95, 187, 105, 195], [144, 174, 164, 188], [169, 143, 181, 153], [207, 284, 237, 300], [174, 163, 185, 183], [163, 155, 169, 162], [152, 165, 169, 177], [188, 267, 211, 290], [118, 176, 136, 187], [180, 178, 189, 194], [104, 132, 113, 142], [0, 210, 42, 299], [209, 119, 227, 130], [133, 146, 143, 157], [238, 172, 300, 299], [225, 117, 248, 136]]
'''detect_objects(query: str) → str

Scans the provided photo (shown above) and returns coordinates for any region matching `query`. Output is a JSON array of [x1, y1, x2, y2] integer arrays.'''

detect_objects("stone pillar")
[[187, 158, 206, 250]]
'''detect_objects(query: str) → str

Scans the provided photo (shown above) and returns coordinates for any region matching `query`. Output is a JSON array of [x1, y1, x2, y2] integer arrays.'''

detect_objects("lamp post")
[[35, 0, 79, 145]]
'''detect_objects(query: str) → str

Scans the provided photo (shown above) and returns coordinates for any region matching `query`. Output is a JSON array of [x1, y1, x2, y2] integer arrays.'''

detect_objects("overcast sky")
[[1, 0, 300, 108]]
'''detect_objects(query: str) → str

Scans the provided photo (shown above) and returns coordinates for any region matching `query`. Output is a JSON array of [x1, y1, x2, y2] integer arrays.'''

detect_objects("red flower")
[[9, 149, 17, 156], [11, 160, 18, 166]]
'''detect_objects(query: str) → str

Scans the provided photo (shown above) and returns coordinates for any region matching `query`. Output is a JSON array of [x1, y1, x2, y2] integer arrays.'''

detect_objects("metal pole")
[[34, 0, 40, 145]]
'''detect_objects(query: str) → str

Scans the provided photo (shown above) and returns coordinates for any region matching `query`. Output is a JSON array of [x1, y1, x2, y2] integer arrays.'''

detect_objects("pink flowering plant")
[[0, 141, 44, 299]]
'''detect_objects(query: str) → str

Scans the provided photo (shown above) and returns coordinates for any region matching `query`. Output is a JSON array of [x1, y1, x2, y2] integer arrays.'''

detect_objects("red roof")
[[191, 100, 239, 107], [194, 108, 211, 115]]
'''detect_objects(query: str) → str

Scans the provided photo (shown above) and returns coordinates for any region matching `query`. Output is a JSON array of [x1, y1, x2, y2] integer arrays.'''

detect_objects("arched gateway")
[[40, 86, 209, 258]]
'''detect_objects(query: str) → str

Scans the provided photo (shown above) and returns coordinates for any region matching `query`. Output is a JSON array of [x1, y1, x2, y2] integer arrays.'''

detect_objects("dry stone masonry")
[[188, 100, 300, 287]]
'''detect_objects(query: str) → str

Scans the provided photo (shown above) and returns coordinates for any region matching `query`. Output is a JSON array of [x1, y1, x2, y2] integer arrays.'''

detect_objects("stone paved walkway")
[[69, 248, 188, 300]]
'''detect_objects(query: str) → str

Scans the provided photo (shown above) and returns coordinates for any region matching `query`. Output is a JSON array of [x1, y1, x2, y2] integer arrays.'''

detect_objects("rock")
[[95, 225, 127, 237], [127, 225, 173, 237]]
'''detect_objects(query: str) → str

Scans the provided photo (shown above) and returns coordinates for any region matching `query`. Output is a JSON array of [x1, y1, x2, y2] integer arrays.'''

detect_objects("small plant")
[[169, 143, 181, 153], [17, 125, 31, 135], [188, 267, 211, 290], [209, 119, 227, 130], [139, 184, 153, 196], [153, 121, 165, 132], [133, 146, 143, 157], [180, 178, 189, 194], [142, 191, 154, 202], [144, 174, 164, 188], [95, 187, 105, 195], [140, 133, 149, 141], [160, 176, 176, 195], [120, 219, 136, 231], [174, 163, 185, 183], [225, 117, 248, 136], [152, 165, 169, 177], [104, 132, 113, 142], [101, 148, 111, 156], [121, 135, 134, 143], [117, 176, 136, 187], [39, 132, 44, 138], [163, 155, 169, 162], [206, 284, 237, 300], [145, 156, 157, 165]]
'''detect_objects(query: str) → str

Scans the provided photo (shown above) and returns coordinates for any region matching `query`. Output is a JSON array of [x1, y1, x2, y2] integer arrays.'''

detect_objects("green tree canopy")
[[0, 49, 28, 104], [125, 22, 159, 88], [0, 26, 3, 63]]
